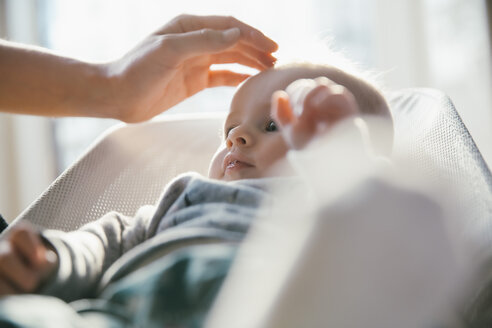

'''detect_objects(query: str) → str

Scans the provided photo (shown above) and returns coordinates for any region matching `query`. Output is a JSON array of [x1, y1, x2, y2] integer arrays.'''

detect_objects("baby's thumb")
[[272, 90, 295, 127]]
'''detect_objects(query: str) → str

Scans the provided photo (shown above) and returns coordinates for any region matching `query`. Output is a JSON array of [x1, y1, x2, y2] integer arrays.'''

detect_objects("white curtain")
[[0, 0, 57, 221]]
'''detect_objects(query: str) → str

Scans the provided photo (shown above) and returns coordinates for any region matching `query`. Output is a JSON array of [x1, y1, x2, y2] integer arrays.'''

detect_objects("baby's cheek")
[[258, 139, 296, 178], [208, 145, 227, 179], [258, 137, 290, 169]]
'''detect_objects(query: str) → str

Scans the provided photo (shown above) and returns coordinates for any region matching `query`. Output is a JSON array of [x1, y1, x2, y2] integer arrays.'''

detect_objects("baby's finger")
[[208, 70, 251, 87], [285, 78, 320, 117], [272, 91, 317, 149], [304, 84, 359, 124], [10, 226, 46, 269], [0, 248, 38, 293], [271, 90, 295, 127]]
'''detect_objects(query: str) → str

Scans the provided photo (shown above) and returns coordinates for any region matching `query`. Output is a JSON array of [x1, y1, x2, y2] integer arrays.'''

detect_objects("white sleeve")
[[38, 205, 155, 302], [36, 173, 196, 302]]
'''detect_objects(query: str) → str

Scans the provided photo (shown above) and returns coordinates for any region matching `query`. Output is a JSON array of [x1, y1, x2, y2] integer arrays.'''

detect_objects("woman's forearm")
[[0, 40, 113, 118]]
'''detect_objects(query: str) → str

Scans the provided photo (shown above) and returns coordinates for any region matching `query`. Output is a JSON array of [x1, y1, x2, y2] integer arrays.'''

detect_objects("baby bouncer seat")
[[4, 88, 492, 326]]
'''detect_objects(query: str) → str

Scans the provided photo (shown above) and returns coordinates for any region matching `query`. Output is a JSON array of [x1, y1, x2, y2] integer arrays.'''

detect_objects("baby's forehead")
[[228, 66, 340, 118], [234, 66, 335, 103], [255, 65, 337, 86], [245, 64, 388, 117]]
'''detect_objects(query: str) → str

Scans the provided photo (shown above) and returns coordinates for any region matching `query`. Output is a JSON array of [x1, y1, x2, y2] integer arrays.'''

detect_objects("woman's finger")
[[163, 28, 242, 64], [168, 28, 277, 69], [231, 42, 277, 67], [209, 51, 269, 71], [207, 70, 251, 87], [158, 14, 278, 53]]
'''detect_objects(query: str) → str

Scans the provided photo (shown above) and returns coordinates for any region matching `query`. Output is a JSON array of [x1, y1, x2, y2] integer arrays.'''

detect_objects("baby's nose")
[[227, 128, 252, 148]]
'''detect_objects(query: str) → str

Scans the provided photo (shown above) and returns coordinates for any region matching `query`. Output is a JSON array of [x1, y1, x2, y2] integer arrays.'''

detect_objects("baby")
[[0, 63, 392, 325], [209, 63, 391, 182]]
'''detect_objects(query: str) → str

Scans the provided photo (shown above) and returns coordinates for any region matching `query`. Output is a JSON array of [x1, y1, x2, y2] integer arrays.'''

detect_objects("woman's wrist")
[[64, 61, 120, 120], [94, 60, 149, 123]]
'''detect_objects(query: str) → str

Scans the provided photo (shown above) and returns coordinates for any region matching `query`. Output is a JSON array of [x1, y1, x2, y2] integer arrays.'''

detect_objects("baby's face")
[[208, 67, 328, 181], [208, 65, 390, 181], [208, 69, 288, 181]]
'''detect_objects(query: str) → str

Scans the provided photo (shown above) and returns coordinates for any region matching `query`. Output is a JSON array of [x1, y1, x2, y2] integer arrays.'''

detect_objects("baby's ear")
[[271, 90, 295, 127]]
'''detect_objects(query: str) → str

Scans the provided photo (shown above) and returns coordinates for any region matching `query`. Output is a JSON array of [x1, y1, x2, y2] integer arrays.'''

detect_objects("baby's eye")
[[225, 126, 235, 138], [265, 120, 278, 132]]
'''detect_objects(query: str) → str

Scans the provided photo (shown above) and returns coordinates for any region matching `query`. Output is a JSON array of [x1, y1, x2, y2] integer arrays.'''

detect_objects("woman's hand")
[[0, 15, 276, 120], [106, 14, 278, 122], [0, 223, 57, 296], [271, 77, 359, 150]]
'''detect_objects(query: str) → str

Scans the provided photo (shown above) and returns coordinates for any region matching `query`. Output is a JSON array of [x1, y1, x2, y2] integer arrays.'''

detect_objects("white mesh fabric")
[[389, 89, 492, 323], [389, 88, 492, 251], [10, 113, 225, 232]]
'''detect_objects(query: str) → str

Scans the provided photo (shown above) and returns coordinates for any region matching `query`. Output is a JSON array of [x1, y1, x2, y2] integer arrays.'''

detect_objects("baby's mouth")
[[227, 160, 238, 169], [223, 152, 255, 173], [226, 160, 254, 170]]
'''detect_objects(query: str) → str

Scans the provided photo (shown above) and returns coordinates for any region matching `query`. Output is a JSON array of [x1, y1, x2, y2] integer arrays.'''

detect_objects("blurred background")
[[0, 0, 491, 221]]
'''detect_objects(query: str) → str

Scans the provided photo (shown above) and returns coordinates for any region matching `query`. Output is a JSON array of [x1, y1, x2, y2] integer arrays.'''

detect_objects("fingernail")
[[222, 27, 240, 42]]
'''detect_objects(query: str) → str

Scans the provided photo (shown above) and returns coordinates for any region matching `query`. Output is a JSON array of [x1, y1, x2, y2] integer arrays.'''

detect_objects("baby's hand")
[[271, 77, 360, 149], [0, 223, 57, 296]]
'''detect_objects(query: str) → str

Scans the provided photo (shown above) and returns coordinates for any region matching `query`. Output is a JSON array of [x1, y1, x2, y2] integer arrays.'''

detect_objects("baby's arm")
[[38, 206, 155, 302], [0, 223, 57, 296], [0, 205, 154, 301], [0, 175, 190, 302]]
